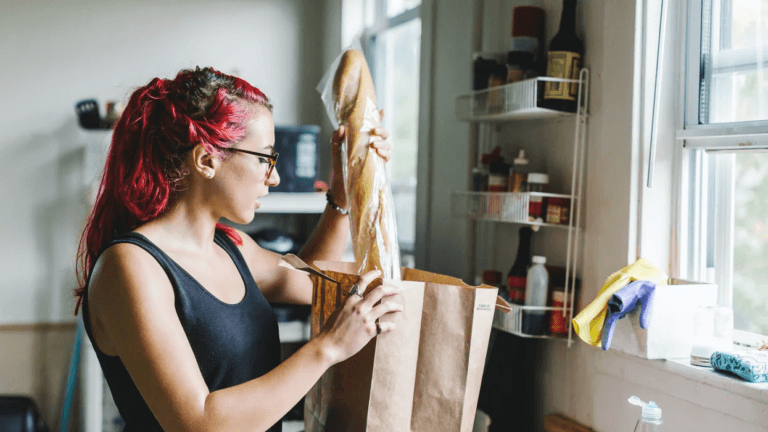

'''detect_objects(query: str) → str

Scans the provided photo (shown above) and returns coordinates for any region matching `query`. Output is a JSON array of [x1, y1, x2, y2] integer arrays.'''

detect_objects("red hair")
[[74, 67, 272, 314]]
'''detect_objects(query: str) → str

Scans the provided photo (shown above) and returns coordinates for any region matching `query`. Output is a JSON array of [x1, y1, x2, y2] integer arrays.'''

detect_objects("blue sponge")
[[710, 351, 768, 383]]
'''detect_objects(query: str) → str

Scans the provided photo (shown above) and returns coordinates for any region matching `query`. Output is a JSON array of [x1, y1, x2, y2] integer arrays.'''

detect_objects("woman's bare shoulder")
[[89, 242, 174, 319], [91, 241, 171, 288]]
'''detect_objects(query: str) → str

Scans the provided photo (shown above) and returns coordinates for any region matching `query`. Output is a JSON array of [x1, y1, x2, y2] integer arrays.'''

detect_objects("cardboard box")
[[607, 279, 718, 359]]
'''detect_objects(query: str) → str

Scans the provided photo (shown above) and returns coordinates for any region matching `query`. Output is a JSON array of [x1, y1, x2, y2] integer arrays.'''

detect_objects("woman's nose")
[[266, 168, 280, 187]]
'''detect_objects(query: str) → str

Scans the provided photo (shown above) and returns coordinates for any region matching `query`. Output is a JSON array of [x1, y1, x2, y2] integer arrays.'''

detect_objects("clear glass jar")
[[527, 173, 549, 221]]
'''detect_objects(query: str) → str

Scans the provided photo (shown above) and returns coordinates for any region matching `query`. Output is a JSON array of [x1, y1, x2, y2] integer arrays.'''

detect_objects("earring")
[[205, 172, 214, 179]]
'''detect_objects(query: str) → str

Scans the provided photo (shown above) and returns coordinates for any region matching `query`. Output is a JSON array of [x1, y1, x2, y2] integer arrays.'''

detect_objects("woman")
[[74, 66, 403, 432]]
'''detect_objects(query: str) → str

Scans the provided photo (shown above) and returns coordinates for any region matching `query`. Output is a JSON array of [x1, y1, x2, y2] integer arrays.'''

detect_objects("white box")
[[608, 279, 718, 359]]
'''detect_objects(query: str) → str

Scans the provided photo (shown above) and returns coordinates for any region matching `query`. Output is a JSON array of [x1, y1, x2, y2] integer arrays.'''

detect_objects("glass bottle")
[[506, 227, 533, 305], [543, 0, 584, 113], [508, 150, 529, 193]]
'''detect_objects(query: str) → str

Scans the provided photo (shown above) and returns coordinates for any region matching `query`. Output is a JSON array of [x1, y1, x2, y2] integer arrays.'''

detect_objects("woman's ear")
[[190, 143, 221, 180]]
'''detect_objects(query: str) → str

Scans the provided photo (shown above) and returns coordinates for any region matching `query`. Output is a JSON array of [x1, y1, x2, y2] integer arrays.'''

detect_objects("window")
[[698, 0, 768, 124], [362, 0, 421, 268], [680, 0, 768, 346]]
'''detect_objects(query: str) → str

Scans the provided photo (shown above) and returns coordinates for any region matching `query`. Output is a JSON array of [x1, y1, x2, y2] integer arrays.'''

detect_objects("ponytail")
[[74, 67, 272, 314]]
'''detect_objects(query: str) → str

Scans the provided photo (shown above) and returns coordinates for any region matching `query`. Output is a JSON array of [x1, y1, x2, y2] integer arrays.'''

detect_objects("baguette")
[[332, 49, 400, 279]]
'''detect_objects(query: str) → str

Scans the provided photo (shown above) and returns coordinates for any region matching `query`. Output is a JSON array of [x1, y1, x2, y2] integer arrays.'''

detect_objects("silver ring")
[[345, 285, 362, 298], [376, 322, 382, 334]]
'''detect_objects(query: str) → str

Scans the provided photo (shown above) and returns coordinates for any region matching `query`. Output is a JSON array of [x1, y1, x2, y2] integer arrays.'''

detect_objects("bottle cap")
[[513, 150, 529, 165], [527, 173, 549, 184], [628, 396, 662, 421], [532, 256, 546, 264], [511, 6, 545, 38]]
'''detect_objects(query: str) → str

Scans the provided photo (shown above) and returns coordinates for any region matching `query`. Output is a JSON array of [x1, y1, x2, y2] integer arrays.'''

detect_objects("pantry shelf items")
[[455, 69, 589, 346]]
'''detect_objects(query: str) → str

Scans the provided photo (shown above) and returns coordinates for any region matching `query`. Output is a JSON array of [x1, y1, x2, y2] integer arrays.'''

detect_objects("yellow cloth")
[[572, 258, 668, 347]]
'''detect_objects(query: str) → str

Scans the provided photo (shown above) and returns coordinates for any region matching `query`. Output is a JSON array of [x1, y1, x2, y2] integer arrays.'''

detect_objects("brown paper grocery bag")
[[281, 257, 425, 432], [279, 256, 507, 432], [402, 268, 501, 432]]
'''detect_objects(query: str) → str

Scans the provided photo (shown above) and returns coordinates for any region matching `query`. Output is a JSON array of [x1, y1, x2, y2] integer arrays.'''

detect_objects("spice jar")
[[508, 150, 529, 192], [472, 54, 497, 91], [546, 197, 571, 225], [549, 291, 570, 334], [509, 150, 528, 192], [488, 161, 510, 192], [506, 51, 534, 84], [527, 173, 549, 222], [471, 166, 488, 192], [487, 64, 507, 112], [480, 147, 504, 192]]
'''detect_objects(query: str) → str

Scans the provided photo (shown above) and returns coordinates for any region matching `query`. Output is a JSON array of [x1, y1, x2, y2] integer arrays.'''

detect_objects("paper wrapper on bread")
[[332, 49, 401, 280]]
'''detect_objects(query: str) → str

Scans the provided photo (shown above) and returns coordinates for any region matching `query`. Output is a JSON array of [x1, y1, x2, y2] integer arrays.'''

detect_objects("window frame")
[[683, 0, 768, 138], [362, 2, 421, 103], [679, 0, 768, 346]]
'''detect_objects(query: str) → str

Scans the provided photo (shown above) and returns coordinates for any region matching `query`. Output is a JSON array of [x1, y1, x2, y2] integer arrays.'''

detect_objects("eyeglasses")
[[229, 148, 279, 179]]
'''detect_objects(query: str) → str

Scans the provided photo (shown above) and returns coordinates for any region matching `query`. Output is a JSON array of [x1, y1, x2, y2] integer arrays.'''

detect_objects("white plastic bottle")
[[628, 396, 663, 432], [524, 256, 548, 335]]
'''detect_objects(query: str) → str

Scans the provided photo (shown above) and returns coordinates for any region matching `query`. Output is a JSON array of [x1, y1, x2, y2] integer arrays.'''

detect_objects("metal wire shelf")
[[492, 304, 570, 340], [459, 69, 590, 347], [455, 77, 587, 122], [451, 191, 575, 229]]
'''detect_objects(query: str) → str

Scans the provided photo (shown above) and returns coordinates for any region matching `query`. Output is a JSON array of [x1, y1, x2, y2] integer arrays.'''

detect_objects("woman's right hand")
[[317, 269, 404, 365]]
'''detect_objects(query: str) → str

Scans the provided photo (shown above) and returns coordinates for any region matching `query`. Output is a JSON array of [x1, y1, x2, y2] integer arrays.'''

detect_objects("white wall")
[[0, 0, 328, 324], [422, 0, 768, 430]]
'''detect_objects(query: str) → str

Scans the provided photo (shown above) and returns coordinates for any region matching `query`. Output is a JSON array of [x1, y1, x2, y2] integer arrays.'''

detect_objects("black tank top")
[[82, 230, 282, 432]]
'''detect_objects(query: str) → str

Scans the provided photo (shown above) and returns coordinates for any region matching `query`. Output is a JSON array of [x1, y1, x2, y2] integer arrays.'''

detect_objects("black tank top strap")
[[105, 231, 188, 284], [212, 230, 252, 284]]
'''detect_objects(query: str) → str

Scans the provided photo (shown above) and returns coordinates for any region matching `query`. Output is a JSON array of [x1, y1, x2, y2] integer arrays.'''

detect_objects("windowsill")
[[596, 347, 768, 420], [664, 356, 768, 402]]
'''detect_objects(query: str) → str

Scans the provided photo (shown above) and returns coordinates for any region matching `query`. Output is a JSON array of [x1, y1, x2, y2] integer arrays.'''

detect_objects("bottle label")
[[488, 175, 507, 192], [544, 51, 582, 101]]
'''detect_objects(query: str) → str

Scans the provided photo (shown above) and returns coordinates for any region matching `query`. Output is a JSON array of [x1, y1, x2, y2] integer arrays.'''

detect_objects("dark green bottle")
[[543, 0, 584, 113]]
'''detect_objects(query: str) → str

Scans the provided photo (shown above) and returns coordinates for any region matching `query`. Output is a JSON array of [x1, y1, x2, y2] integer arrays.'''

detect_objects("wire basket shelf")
[[493, 304, 570, 340], [451, 191, 574, 228], [455, 77, 585, 121]]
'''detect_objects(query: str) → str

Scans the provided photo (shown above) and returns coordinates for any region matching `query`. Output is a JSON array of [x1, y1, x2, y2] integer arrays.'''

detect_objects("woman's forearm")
[[298, 205, 349, 264], [202, 336, 334, 432]]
